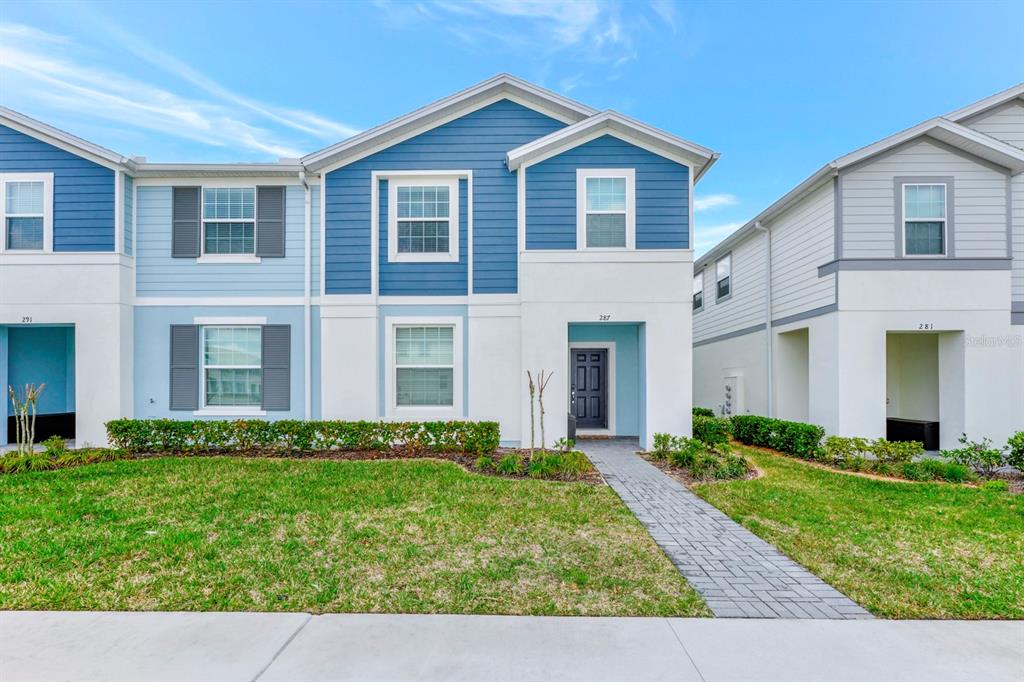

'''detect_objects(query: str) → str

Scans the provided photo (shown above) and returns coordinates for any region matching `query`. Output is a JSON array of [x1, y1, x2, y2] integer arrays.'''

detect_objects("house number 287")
[[599, 314, 611, 321]]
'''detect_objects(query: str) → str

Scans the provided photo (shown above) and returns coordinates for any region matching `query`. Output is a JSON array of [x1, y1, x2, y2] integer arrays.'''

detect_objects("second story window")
[[716, 254, 732, 300], [203, 187, 255, 255], [577, 168, 635, 250], [693, 271, 704, 311], [387, 176, 460, 263], [903, 184, 946, 256], [1, 173, 52, 253]]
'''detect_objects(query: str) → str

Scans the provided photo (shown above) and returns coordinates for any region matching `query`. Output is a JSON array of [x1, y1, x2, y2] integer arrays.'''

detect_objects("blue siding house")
[[0, 74, 719, 449]]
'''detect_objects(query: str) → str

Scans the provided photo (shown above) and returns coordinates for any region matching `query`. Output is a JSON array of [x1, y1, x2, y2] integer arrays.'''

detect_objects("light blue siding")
[[136, 185, 307, 296], [6, 326, 75, 417], [377, 305, 469, 417], [310, 185, 321, 296], [133, 305, 306, 419], [378, 178, 469, 296], [123, 175, 134, 256], [526, 135, 690, 250], [0, 124, 115, 251], [568, 323, 641, 436], [324, 99, 565, 295]]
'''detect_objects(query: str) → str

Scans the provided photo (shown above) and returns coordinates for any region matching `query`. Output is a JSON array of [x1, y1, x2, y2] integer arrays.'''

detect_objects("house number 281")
[[599, 314, 611, 321], [918, 323, 934, 330]]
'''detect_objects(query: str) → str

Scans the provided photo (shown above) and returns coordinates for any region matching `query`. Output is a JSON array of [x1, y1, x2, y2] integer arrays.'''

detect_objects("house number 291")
[[599, 314, 611, 321]]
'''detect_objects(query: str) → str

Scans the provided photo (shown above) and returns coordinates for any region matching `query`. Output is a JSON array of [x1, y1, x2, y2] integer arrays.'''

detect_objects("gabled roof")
[[945, 82, 1024, 122], [0, 105, 135, 170], [505, 110, 720, 181], [301, 73, 598, 172], [696, 89, 1024, 270]]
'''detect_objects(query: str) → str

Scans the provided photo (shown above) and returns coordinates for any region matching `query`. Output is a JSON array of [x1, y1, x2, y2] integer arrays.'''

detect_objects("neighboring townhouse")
[[693, 84, 1024, 449], [0, 74, 718, 449]]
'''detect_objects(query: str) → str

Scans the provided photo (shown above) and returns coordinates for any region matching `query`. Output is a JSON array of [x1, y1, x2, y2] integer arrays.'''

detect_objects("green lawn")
[[0, 456, 707, 616], [694, 449, 1024, 619]]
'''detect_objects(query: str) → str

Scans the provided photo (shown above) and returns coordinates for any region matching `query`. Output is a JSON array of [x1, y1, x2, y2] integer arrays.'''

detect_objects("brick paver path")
[[580, 438, 873, 619]]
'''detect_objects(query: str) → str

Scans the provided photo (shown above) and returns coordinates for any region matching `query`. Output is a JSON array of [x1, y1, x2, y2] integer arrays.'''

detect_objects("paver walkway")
[[579, 438, 873, 619]]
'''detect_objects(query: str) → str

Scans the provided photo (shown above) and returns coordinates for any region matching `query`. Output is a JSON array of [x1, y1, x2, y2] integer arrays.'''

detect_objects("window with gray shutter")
[[171, 187, 201, 258], [261, 325, 290, 410], [255, 186, 286, 258], [169, 325, 199, 410]]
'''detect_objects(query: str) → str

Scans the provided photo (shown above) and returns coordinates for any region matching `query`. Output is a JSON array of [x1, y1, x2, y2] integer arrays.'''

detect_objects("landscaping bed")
[[0, 455, 706, 616], [693, 447, 1024, 619]]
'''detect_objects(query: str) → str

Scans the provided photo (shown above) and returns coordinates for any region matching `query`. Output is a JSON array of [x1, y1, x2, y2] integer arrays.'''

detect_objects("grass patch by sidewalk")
[[693, 448, 1024, 619], [0, 456, 707, 617]]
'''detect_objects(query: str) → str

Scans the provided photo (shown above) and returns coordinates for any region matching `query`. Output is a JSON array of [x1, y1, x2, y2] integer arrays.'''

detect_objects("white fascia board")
[[132, 163, 305, 178], [833, 118, 1024, 173], [944, 82, 1024, 122], [301, 74, 597, 171], [507, 110, 719, 179], [0, 106, 134, 171]]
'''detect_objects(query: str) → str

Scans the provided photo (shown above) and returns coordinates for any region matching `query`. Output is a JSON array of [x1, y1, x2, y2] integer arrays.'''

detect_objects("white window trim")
[[576, 168, 636, 251], [715, 253, 732, 301], [200, 185, 262, 263], [386, 175, 460, 263], [197, 324, 266, 415], [901, 183, 948, 258], [384, 315, 464, 419], [693, 269, 704, 311], [0, 172, 54, 253]]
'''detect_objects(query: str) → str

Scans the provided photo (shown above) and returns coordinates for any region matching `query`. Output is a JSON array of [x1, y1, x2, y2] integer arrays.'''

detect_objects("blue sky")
[[1, 0, 1021, 255]]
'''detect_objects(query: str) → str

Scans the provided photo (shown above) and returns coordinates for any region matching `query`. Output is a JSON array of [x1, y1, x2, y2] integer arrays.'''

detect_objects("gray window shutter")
[[261, 325, 290, 410], [256, 186, 286, 258], [169, 325, 199, 410], [172, 186, 201, 258]]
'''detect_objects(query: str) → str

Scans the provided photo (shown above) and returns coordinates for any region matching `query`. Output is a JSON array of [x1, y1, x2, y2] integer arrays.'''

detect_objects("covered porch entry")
[[0, 325, 76, 445], [567, 323, 644, 440]]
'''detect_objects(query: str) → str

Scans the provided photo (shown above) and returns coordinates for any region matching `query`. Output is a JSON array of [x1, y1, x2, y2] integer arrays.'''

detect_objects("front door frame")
[[568, 341, 616, 436]]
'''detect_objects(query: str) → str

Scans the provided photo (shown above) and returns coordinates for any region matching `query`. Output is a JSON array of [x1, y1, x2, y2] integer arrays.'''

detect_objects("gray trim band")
[[894, 176, 955, 258], [833, 174, 842, 261], [771, 303, 838, 328], [818, 258, 1012, 277], [693, 323, 766, 348]]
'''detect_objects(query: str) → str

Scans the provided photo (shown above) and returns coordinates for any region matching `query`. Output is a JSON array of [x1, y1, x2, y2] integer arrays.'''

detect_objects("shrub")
[[41, 436, 68, 458], [731, 415, 825, 459], [652, 434, 749, 481], [652, 433, 674, 460], [496, 453, 524, 475], [900, 461, 930, 481], [692, 415, 733, 447], [941, 434, 1006, 478], [667, 437, 704, 469], [980, 479, 1009, 493], [822, 436, 871, 467], [474, 455, 495, 471], [692, 407, 716, 418], [871, 439, 923, 465], [106, 419, 501, 457], [1007, 431, 1024, 471]]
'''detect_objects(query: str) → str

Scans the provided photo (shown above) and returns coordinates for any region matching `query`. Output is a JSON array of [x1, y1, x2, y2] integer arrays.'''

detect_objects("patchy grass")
[[693, 448, 1024, 619], [0, 456, 707, 616]]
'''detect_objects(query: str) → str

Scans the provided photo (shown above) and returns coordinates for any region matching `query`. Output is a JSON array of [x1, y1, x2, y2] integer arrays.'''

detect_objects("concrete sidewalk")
[[2, 612, 1021, 682]]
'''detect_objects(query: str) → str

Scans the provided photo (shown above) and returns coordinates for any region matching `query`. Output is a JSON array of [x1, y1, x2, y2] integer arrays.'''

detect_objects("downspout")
[[754, 221, 773, 417], [300, 170, 312, 420]]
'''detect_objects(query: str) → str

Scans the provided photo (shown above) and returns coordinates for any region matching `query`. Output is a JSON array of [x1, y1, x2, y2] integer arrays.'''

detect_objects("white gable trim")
[[0, 107, 132, 172], [945, 82, 1024, 123], [304, 74, 596, 173]]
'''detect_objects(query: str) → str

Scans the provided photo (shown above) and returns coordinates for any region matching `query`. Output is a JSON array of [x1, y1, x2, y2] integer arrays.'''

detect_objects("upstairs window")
[[387, 176, 460, 263], [693, 271, 704, 311], [576, 168, 635, 250], [1, 173, 52, 252], [903, 184, 946, 256], [203, 187, 255, 255], [202, 326, 262, 407], [716, 254, 732, 299]]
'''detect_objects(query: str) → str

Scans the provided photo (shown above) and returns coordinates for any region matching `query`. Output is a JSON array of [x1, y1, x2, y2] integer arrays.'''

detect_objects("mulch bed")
[[133, 447, 605, 485], [639, 451, 762, 488]]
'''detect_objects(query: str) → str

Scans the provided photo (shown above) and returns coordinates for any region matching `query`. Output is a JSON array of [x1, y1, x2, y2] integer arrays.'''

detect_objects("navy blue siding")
[[378, 178, 469, 295], [526, 135, 690, 250], [0, 124, 115, 251], [324, 100, 565, 295]]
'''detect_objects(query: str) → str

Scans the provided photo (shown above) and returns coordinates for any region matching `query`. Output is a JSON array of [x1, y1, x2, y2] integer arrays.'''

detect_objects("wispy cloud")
[[0, 21, 358, 160], [694, 221, 744, 257], [694, 193, 739, 212]]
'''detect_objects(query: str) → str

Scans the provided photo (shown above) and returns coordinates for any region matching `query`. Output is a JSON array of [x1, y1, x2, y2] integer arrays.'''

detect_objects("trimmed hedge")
[[731, 415, 825, 459], [692, 407, 716, 418], [692, 415, 732, 446], [106, 419, 500, 456]]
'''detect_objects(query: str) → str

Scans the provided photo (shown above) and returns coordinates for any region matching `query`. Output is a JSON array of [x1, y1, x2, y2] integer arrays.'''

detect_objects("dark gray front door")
[[571, 349, 607, 429]]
